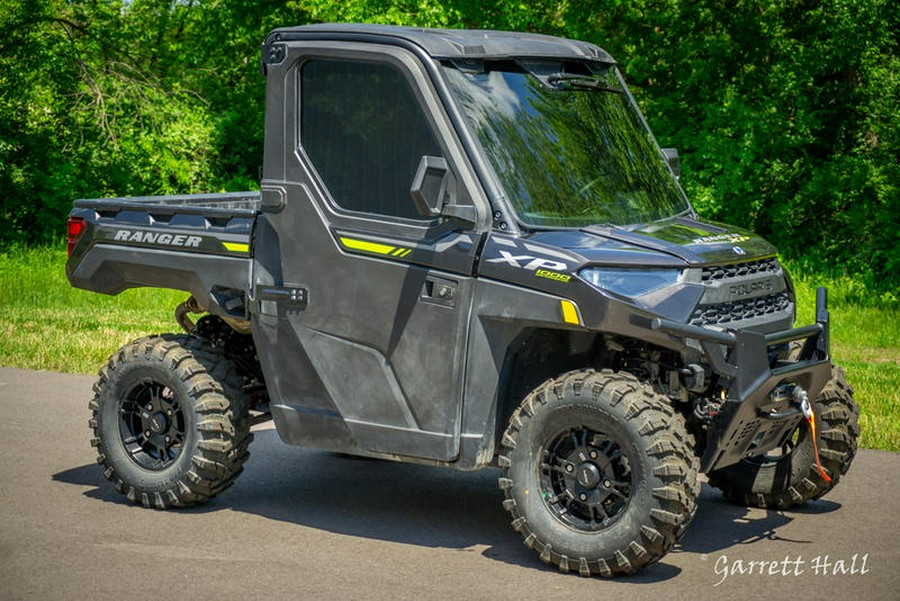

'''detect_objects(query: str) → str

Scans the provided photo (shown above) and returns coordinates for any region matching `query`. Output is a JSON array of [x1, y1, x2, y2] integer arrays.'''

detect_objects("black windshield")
[[442, 61, 690, 228]]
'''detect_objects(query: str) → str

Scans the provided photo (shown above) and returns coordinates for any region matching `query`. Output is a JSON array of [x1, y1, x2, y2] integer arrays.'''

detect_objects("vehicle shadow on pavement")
[[677, 485, 842, 555], [52, 463, 129, 504], [51, 428, 840, 581]]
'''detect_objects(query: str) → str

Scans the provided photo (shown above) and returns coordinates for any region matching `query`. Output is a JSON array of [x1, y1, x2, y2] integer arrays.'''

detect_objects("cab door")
[[252, 43, 487, 461]]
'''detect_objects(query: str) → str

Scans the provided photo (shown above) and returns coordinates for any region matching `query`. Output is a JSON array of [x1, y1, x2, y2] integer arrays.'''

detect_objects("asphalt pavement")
[[0, 366, 897, 600]]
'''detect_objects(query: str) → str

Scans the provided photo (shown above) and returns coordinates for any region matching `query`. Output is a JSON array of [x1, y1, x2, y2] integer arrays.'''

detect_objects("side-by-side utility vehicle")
[[66, 24, 859, 577]]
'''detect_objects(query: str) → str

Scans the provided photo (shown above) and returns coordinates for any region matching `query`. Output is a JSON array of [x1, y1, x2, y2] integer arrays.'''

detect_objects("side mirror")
[[662, 147, 680, 180], [411, 155, 448, 218], [411, 155, 477, 225]]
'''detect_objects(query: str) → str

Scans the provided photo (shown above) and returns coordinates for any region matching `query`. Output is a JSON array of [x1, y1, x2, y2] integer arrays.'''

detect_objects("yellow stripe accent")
[[223, 242, 249, 253], [339, 237, 396, 255], [560, 300, 581, 325]]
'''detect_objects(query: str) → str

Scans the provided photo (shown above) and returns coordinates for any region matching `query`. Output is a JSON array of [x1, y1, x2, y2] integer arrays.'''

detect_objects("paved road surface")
[[1, 367, 897, 600]]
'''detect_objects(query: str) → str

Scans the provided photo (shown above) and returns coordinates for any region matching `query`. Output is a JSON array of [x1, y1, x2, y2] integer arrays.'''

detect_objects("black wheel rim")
[[539, 426, 632, 531], [118, 379, 186, 470]]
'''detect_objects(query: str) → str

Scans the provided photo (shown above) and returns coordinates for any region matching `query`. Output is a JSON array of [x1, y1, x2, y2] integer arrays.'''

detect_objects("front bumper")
[[653, 287, 832, 472]]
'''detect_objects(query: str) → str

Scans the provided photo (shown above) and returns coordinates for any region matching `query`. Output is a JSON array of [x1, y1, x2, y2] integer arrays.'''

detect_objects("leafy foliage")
[[0, 0, 294, 245], [1, 0, 897, 294]]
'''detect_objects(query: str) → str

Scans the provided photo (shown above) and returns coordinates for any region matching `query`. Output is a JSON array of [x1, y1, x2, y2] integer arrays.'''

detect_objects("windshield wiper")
[[546, 74, 624, 94]]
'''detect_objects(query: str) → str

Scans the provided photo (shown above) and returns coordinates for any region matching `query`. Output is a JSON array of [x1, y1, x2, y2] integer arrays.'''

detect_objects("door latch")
[[422, 277, 457, 307]]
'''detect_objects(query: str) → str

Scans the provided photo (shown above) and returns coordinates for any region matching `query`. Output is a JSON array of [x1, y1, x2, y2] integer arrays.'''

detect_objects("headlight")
[[579, 267, 682, 298]]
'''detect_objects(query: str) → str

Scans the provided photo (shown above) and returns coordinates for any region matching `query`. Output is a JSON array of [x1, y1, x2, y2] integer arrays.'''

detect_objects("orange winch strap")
[[807, 408, 832, 483]]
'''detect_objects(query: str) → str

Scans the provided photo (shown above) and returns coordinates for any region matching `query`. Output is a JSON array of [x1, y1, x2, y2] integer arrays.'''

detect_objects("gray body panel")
[[66, 192, 258, 318]]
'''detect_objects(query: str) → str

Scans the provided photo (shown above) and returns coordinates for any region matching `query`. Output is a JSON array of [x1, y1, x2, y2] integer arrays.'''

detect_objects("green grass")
[[0, 246, 186, 373], [1, 246, 897, 451], [790, 266, 900, 452]]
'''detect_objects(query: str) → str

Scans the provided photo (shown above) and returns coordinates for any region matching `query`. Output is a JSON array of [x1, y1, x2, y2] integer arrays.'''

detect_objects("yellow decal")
[[222, 242, 250, 253], [560, 300, 581, 325], [339, 237, 412, 257], [535, 269, 572, 283]]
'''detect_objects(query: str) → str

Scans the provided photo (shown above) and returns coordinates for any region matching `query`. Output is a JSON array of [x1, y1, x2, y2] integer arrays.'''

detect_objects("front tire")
[[708, 364, 859, 508], [89, 334, 252, 508], [498, 369, 699, 577]]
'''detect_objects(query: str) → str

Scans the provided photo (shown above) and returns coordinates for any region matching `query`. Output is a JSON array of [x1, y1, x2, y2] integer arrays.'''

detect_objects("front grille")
[[689, 257, 791, 327], [701, 257, 779, 282], [689, 291, 792, 327]]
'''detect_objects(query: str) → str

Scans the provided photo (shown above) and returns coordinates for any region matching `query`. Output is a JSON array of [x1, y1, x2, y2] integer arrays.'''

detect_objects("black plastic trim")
[[651, 287, 833, 471]]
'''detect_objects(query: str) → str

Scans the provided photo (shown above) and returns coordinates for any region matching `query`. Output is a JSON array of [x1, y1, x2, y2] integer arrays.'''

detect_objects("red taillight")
[[67, 216, 86, 256]]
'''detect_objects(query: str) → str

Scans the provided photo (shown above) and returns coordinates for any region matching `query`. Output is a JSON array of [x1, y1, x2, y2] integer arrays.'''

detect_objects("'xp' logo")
[[487, 250, 568, 272]]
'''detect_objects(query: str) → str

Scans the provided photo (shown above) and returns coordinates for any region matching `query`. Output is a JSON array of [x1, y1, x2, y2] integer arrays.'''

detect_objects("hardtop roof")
[[265, 23, 615, 63]]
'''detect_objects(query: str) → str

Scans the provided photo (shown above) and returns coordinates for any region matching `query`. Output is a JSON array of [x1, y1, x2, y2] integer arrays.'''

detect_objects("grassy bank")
[[0, 246, 185, 373], [791, 269, 899, 453], [1, 246, 897, 451]]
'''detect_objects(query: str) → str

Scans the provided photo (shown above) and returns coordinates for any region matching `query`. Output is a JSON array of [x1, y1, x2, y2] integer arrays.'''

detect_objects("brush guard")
[[652, 287, 832, 472]]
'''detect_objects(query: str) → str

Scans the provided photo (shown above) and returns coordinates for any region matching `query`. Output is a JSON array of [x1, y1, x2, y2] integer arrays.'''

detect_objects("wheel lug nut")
[[590, 451, 598, 459], [166, 410, 173, 416], [603, 480, 611, 488], [165, 436, 171, 443], [144, 430, 151, 437], [565, 464, 574, 473], [579, 493, 588, 501], [146, 404, 153, 411]]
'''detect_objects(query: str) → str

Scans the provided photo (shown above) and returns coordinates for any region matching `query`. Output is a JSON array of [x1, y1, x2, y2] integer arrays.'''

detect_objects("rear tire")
[[498, 369, 699, 577], [89, 334, 252, 508], [707, 364, 859, 508]]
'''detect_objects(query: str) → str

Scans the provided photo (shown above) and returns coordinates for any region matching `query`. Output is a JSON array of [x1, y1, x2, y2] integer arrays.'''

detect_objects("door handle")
[[422, 277, 457, 307]]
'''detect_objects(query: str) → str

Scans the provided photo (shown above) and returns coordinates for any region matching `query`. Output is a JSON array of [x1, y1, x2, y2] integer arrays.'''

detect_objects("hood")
[[528, 217, 777, 266]]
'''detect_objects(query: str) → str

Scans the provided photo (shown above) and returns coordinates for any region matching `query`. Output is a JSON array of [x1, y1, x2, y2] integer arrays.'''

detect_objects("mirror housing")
[[411, 156, 448, 218], [662, 147, 680, 180], [411, 155, 476, 225]]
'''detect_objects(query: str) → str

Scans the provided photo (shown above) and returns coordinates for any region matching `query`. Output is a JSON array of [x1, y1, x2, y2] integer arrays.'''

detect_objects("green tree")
[[1, 0, 896, 294], [0, 0, 220, 245]]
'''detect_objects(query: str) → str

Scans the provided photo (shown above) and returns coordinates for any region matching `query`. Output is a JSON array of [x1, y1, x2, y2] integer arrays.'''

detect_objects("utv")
[[66, 24, 859, 576]]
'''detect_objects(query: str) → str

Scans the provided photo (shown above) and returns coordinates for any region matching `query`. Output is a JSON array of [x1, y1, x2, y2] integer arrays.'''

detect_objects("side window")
[[300, 58, 443, 221]]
